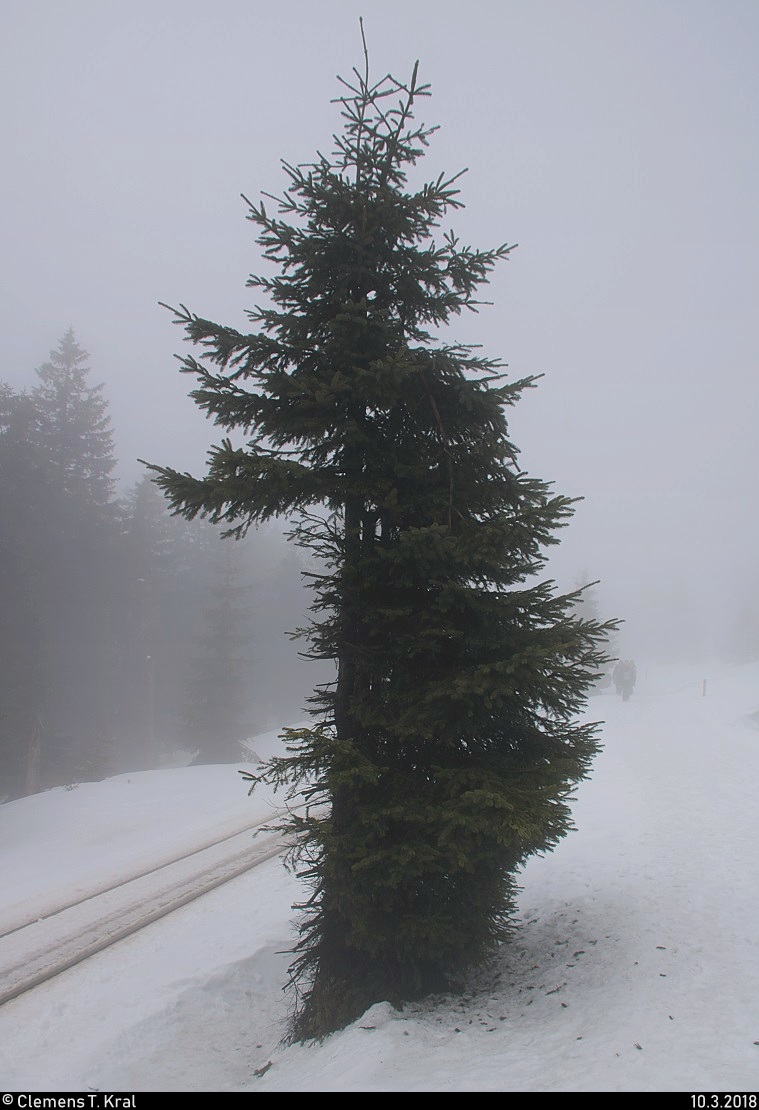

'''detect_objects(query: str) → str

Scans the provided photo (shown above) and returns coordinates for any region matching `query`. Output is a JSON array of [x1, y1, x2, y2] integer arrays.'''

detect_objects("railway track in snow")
[[0, 819, 288, 1007]]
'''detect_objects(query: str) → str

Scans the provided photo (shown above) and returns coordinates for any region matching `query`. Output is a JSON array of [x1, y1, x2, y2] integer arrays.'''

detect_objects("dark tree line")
[[0, 330, 318, 801]]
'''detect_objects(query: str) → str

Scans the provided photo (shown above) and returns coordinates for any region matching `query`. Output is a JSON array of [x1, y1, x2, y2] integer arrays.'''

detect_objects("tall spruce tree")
[[0, 385, 54, 798], [33, 328, 116, 507], [32, 330, 119, 784], [149, 40, 613, 1038]]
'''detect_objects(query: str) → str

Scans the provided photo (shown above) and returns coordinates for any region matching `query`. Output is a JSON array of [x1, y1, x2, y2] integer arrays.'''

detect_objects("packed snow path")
[[0, 821, 287, 1005]]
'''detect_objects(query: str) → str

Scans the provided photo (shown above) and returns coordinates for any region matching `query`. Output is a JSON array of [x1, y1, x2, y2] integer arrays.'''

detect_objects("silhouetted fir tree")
[[2, 342, 121, 794], [30, 331, 118, 620], [33, 328, 116, 508], [0, 385, 55, 798], [31, 331, 119, 784], [149, 37, 614, 1038], [571, 572, 601, 624], [115, 475, 181, 765], [115, 476, 215, 765], [185, 545, 254, 764], [114, 483, 315, 764]]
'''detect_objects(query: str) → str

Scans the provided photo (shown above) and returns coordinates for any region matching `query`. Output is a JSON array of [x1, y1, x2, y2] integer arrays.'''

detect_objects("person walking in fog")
[[613, 659, 637, 701]]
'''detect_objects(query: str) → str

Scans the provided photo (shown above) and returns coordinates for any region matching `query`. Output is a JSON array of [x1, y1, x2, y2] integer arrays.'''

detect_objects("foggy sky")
[[2, 0, 757, 661]]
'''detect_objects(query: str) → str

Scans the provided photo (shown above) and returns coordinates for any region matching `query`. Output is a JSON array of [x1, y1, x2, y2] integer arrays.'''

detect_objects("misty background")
[[1, 1, 757, 795]]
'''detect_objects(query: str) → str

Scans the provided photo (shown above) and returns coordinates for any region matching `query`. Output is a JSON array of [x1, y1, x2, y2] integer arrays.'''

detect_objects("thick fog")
[[1, 0, 757, 732]]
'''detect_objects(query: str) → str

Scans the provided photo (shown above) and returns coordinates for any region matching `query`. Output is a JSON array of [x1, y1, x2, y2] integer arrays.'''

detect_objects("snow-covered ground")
[[1, 661, 758, 1092]]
